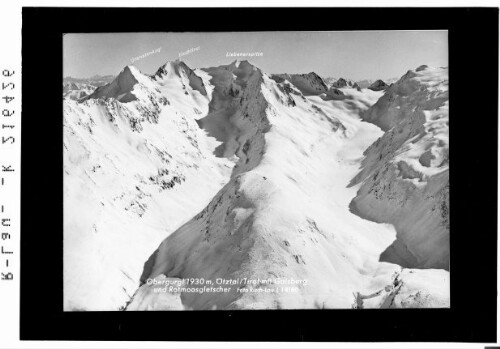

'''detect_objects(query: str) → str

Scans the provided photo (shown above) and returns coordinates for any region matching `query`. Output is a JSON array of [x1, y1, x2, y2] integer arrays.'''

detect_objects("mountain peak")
[[270, 71, 328, 96], [154, 59, 192, 78], [153, 60, 207, 96], [65, 59, 450, 311], [367, 79, 389, 91], [416, 64, 429, 72]]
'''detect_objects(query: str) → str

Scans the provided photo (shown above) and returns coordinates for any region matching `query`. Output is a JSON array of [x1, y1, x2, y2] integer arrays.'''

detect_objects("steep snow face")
[[64, 62, 234, 310], [356, 79, 374, 89], [129, 62, 449, 310], [368, 79, 389, 91], [350, 66, 449, 270], [271, 72, 329, 96]]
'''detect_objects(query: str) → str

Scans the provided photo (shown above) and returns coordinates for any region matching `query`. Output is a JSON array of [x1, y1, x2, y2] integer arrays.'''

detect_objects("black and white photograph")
[[63, 31, 450, 311]]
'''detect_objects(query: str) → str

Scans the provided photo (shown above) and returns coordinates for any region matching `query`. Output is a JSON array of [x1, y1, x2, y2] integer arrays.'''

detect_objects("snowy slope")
[[64, 62, 234, 310], [327, 77, 361, 90], [350, 65, 449, 270], [125, 62, 449, 310], [63, 75, 116, 101], [64, 74, 116, 87]]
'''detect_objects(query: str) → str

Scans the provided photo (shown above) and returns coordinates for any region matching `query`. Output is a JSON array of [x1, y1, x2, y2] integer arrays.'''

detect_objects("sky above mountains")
[[64, 31, 447, 81]]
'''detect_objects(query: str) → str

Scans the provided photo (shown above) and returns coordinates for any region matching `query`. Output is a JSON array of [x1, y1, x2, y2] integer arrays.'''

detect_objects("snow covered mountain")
[[326, 77, 361, 90], [64, 74, 116, 87], [64, 60, 449, 311], [270, 72, 351, 101], [63, 75, 117, 101], [357, 77, 399, 90], [63, 82, 96, 101], [64, 61, 234, 310]]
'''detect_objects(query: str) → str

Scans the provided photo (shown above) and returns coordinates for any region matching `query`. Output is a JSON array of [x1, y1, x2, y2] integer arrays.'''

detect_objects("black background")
[[21, 7, 498, 342]]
